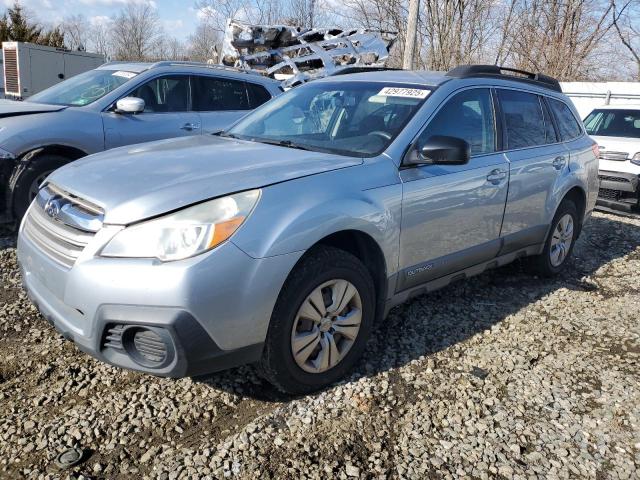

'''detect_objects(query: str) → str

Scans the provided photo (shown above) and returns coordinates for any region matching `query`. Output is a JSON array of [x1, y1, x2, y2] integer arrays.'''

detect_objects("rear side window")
[[548, 98, 583, 141], [419, 88, 496, 155], [541, 98, 558, 143], [498, 89, 547, 149], [246, 82, 272, 108], [192, 76, 250, 111]]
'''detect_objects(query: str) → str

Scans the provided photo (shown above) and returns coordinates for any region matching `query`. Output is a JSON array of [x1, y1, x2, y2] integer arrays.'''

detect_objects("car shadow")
[[193, 212, 640, 401]]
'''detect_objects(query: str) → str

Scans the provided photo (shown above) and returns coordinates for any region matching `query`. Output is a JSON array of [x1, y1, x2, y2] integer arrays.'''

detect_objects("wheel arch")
[[7, 144, 89, 220], [301, 229, 389, 322]]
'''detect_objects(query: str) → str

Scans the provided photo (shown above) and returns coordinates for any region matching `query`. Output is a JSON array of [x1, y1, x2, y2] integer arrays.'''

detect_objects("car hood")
[[0, 99, 66, 117], [591, 135, 640, 155], [48, 135, 363, 225]]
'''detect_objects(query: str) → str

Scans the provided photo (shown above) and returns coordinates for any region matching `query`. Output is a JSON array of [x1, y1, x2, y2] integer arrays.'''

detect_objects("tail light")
[[592, 143, 600, 159]]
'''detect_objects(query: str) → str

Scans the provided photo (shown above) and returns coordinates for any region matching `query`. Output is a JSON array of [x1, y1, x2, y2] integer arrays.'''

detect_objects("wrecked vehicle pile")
[[221, 20, 397, 87]]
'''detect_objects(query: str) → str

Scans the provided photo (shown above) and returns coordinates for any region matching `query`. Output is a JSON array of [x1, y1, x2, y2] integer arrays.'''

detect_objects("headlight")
[[101, 190, 260, 261], [632, 152, 640, 166], [0, 147, 15, 159]]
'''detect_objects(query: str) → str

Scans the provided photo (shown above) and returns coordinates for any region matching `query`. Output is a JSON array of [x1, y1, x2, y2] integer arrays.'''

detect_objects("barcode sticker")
[[377, 87, 430, 99], [112, 71, 137, 79]]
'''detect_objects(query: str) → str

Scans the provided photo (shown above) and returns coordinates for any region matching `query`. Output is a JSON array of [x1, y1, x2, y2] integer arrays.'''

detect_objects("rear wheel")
[[528, 199, 579, 277], [12, 154, 70, 221], [260, 246, 375, 394]]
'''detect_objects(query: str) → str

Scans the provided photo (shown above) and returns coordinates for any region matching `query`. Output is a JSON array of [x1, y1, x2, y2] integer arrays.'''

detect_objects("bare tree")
[[612, 0, 640, 80], [111, 2, 161, 61], [507, 0, 614, 80], [189, 20, 221, 62], [62, 14, 89, 50]]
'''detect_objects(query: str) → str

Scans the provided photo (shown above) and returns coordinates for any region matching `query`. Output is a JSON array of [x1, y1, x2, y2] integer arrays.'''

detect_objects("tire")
[[527, 199, 579, 277], [12, 154, 70, 221], [260, 246, 376, 395]]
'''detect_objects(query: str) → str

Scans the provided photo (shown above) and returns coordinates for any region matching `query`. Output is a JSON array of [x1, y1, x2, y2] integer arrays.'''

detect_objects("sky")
[[1, 0, 204, 40]]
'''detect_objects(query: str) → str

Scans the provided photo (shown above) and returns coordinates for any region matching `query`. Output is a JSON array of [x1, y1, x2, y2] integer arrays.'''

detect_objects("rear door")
[[498, 89, 567, 245], [102, 74, 201, 149], [191, 75, 264, 133], [397, 87, 509, 292]]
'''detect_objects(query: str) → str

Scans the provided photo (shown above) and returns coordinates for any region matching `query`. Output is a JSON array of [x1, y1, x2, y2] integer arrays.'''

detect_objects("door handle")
[[552, 156, 566, 170], [486, 169, 507, 184], [181, 123, 200, 131]]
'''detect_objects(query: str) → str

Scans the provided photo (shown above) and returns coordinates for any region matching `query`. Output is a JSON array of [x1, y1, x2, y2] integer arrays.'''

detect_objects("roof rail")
[[446, 64, 561, 92], [330, 67, 400, 76], [149, 61, 259, 75]]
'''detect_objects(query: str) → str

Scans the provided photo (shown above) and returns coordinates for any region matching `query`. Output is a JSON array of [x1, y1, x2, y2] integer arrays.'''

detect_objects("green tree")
[[0, 2, 65, 47]]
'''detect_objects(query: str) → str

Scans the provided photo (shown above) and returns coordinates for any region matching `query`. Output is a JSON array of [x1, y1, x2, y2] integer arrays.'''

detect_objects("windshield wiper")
[[214, 131, 239, 139], [255, 138, 314, 151]]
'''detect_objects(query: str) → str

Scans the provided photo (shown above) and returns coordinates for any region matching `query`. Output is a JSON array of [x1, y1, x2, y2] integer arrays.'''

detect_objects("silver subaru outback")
[[18, 65, 599, 394]]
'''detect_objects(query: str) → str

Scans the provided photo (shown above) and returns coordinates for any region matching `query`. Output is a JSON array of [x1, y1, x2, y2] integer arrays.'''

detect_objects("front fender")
[[232, 165, 402, 277]]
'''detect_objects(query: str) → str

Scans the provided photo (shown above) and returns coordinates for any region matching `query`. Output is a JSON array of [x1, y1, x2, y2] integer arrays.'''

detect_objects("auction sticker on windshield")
[[112, 71, 137, 79], [377, 87, 430, 99]]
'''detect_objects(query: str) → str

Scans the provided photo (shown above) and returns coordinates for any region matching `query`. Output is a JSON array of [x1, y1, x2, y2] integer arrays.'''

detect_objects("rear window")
[[498, 89, 547, 149], [549, 98, 583, 141], [584, 108, 640, 139]]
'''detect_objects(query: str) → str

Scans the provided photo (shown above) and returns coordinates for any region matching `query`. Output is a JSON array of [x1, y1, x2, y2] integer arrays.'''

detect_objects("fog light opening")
[[122, 327, 170, 368]]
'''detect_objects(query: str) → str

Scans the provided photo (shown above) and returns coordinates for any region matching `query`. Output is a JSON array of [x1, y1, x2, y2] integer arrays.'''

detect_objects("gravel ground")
[[1, 211, 639, 480]]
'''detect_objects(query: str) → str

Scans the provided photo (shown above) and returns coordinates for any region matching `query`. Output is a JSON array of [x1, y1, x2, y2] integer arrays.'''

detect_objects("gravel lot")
[[1, 211, 639, 479]]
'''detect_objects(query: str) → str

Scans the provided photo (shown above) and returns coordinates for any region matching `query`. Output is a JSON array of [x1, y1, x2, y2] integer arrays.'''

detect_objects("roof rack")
[[446, 64, 561, 92], [149, 61, 259, 75], [330, 67, 400, 76]]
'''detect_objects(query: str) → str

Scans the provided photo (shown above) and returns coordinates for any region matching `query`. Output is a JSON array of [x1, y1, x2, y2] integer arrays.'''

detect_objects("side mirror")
[[115, 96, 145, 114], [405, 135, 471, 166]]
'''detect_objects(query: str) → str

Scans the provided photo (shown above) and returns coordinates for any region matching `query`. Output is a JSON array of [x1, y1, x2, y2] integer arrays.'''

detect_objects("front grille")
[[598, 188, 620, 201], [22, 185, 103, 269], [599, 175, 631, 184], [599, 151, 629, 162], [3, 46, 19, 95]]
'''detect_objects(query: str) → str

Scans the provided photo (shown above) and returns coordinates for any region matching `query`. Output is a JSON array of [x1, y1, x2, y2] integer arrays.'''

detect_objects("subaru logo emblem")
[[44, 197, 63, 220]]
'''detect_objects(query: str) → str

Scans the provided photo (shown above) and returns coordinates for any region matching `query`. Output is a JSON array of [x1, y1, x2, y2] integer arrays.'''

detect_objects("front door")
[[102, 74, 201, 149], [398, 88, 509, 292]]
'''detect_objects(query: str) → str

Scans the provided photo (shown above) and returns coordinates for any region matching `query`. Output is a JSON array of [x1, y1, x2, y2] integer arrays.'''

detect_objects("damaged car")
[[0, 61, 281, 223], [18, 65, 598, 394]]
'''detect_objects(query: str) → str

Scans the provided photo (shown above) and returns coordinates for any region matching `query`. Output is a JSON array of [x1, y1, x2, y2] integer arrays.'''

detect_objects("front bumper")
[[597, 170, 640, 212], [17, 222, 302, 377]]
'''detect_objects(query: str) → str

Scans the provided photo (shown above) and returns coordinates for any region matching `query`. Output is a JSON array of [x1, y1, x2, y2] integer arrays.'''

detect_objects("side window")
[[130, 75, 189, 113], [418, 88, 495, 155], [548, 98, 583, 141], [192, 76, 250, 111], [246, 82, 272, 108], [498, 89, 547, 149], [541, 98, 558, 144]]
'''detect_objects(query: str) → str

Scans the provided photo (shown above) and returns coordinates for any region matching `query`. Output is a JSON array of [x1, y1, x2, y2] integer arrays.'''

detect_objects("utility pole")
[[403, 0, 420, 70]]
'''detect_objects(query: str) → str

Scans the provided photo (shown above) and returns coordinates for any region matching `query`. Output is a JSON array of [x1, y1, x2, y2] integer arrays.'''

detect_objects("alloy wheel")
[[550, 213, 574, 267], [290, 279, 362, 374]]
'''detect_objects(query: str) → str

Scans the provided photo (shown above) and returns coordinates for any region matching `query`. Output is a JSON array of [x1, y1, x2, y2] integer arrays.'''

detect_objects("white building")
[[561, 82, 640, 119]]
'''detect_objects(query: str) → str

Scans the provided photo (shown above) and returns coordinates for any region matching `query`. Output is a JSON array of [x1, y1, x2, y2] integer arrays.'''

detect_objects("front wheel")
[[528, 199, 579, 277], [12, 154, 70, 221], [260, 246, 375, 394]]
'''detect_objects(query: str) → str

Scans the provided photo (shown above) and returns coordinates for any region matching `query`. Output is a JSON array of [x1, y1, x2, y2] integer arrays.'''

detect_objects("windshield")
[[584, 109, 640, 139], [227, 81, 430, 156], [28, 69, 138, 106]]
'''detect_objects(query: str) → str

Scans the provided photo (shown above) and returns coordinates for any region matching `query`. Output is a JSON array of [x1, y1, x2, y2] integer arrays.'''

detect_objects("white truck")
[[2, 42, 104, 99]]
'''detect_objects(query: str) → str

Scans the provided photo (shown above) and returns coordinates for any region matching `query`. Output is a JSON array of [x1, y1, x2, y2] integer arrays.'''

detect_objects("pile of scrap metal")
[[221, 20, 397, 88]]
